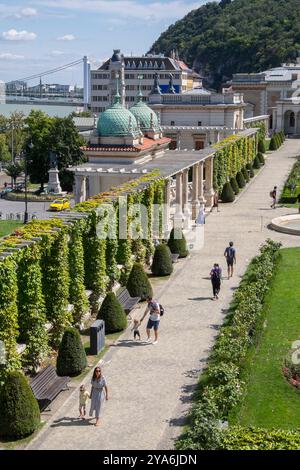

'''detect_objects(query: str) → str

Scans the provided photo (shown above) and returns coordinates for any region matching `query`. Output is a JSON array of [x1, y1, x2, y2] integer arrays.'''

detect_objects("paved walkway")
[[28, 140, 300, 450]]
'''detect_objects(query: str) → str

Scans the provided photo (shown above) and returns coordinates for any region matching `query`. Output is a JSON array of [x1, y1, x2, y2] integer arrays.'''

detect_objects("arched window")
[[290, 112, 295, 127]]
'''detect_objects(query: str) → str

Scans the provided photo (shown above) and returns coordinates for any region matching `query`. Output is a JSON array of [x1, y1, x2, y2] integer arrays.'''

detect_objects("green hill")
[[149, 0, 300, 89]]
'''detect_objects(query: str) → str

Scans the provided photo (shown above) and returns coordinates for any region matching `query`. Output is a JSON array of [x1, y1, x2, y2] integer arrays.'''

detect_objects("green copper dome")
[[97, 99, 139, 137], [130, 101, 159, 131]]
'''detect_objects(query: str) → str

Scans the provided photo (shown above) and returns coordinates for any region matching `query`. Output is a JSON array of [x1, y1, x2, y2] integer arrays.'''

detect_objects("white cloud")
[[57, 34, 76, 41], [50, 50, 65, 56], [34, 0, 203, 21], [2, 29, 37, 41], [0, 52, 24, 60], [0, 5, 38, 18], [20, 7, 38, 17]]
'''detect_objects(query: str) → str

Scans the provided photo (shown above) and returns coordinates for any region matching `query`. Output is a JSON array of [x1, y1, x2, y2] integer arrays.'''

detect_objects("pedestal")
[[48, 168, 62, 194]]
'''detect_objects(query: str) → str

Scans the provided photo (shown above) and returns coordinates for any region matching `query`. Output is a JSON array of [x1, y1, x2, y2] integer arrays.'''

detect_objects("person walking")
[[297, 193, 300, 214], [140, 296, 161, 344], [89, 367, 108, 427], [210, 263, 222, 300], [213, 191, 220, 212], [270, 186, 277, 209], [224, 241, 236, 279]]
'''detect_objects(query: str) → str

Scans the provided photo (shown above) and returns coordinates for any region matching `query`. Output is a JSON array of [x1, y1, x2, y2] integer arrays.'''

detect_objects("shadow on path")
[[50, 417, 93, 428]]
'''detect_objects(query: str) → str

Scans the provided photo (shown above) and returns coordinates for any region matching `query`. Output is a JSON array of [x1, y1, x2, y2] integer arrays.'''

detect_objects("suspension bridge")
[[4, 56, 90, 108]]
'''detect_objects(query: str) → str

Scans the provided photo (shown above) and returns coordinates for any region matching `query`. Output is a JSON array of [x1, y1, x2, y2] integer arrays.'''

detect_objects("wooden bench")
[[30, 365, 69, 411], [171, 253, 180, 263], [117, 288, 140, 314]]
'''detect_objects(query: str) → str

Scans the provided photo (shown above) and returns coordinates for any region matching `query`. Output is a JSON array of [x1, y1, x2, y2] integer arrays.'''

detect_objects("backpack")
[[270, 190, 275, 198], [159, 304, 165, 316], [227, 247, 234, 259]]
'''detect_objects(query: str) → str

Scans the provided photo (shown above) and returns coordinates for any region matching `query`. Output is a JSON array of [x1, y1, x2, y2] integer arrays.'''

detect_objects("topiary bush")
[[257, 152, 265, 165], [0, 371, 40, 439], [221, 181, 235, 203], [126, 263, 153, 301], [236, 171, 245, 188], [56, 327, 87, 377], [230, 176, 239, 195], [269, 136, 277, 151], [97, 292, 127, 333], [246, 163, 254, 178], [258, 139, 266, 153], [167, 228, 189, 258], [253, 155, 261, 169], [242, 167, 250, 183], [151, 244, 173, 277]]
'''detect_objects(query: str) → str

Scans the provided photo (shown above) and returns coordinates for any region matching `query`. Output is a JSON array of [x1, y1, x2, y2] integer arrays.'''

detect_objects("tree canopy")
[[149, 0, 300, 89]]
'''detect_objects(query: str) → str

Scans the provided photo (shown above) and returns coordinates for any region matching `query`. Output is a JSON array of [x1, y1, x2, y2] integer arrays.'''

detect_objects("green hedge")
[[0, 371, 40, 439], [176, 239, 282, 450], [56, 327, 87, 377], [97, 292, 127, 333], [167, 228, 189, 258], [221, 426, 300, 450], [221, 182, 235, 203]]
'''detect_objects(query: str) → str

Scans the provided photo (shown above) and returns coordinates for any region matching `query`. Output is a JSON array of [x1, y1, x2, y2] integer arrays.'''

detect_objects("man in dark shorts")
[[224, 241, 236, 279], [140, 296, 161, 345]]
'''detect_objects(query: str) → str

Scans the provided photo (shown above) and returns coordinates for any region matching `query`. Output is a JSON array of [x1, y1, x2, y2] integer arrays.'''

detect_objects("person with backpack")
[[210, 263, 222, 300], [224, 241, 236, 279], [270, 186, 277, 209], [140, 296, 163, 345]]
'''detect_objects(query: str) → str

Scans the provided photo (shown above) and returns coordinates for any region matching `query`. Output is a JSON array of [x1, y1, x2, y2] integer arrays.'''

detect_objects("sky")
[[0, 0, 207, 87]]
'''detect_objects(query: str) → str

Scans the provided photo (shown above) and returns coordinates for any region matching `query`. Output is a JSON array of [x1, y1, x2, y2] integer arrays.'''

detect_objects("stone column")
[[75, 175, 87, 203], [198, 162, 206, 206], [182, 169, 189, 211], [192, 164, 200, 219], [163, 178, 171, 235], [204, 157, 215, 209], [175, 171, 183, 215]]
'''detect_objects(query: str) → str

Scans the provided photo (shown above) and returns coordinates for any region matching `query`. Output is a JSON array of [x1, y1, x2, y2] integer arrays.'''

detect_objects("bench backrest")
[[117, 288, 130, 304], [31, 365, 58, 394]]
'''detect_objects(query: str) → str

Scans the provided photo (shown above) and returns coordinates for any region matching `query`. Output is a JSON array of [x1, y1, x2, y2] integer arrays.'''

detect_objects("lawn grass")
[[0, 220, 22, 238], [230, 248, 300, 429]]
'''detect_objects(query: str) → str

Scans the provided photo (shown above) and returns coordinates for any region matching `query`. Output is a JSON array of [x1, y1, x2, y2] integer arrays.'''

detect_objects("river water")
[[0, 102, 83, 118]]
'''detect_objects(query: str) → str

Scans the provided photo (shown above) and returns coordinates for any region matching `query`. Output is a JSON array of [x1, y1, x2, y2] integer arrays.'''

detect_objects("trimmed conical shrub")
[[269, 136, 277, 151], [242, 167, 250, 182], [230, 176, 239, 195], [97, 292, 127, 333], [253, 155, 261, 169], [246, 163, 254, 178], [57, 327, 87, 377], [221, 181, 235, 203], [257, 152, 265, 165], [0, 371, 40, 439], [126, 263, 153, 301], [167, 228, 189, 258], [151, 244, 173, 277], [236, 171, 246, 188], [258, 139, 266, 153], [275, 134, 280, 148]]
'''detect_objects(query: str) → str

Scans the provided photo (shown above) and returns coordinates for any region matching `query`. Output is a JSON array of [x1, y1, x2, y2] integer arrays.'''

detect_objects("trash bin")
[[90, 320, 105, 355]]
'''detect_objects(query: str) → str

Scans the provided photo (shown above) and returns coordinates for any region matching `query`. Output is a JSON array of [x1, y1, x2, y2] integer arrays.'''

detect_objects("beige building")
[[230, 60, 300, 133], [90, 49, 201, 114], [148, 87, 246, 150]]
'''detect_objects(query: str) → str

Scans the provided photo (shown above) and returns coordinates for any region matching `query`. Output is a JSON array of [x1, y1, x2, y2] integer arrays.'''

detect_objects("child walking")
[[79, 384, 90, 419], [131, 319, 141, 340]]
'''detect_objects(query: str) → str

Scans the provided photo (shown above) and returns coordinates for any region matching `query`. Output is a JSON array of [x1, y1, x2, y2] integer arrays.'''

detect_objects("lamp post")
[[23, 141, 33, 224]]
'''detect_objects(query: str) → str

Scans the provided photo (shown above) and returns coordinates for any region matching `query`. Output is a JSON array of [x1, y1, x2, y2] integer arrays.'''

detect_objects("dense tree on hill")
[[150, 0, 300, 89]]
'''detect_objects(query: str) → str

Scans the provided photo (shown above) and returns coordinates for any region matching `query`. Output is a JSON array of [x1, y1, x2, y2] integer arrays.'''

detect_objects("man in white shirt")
[[140, 296, 161, 344]]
